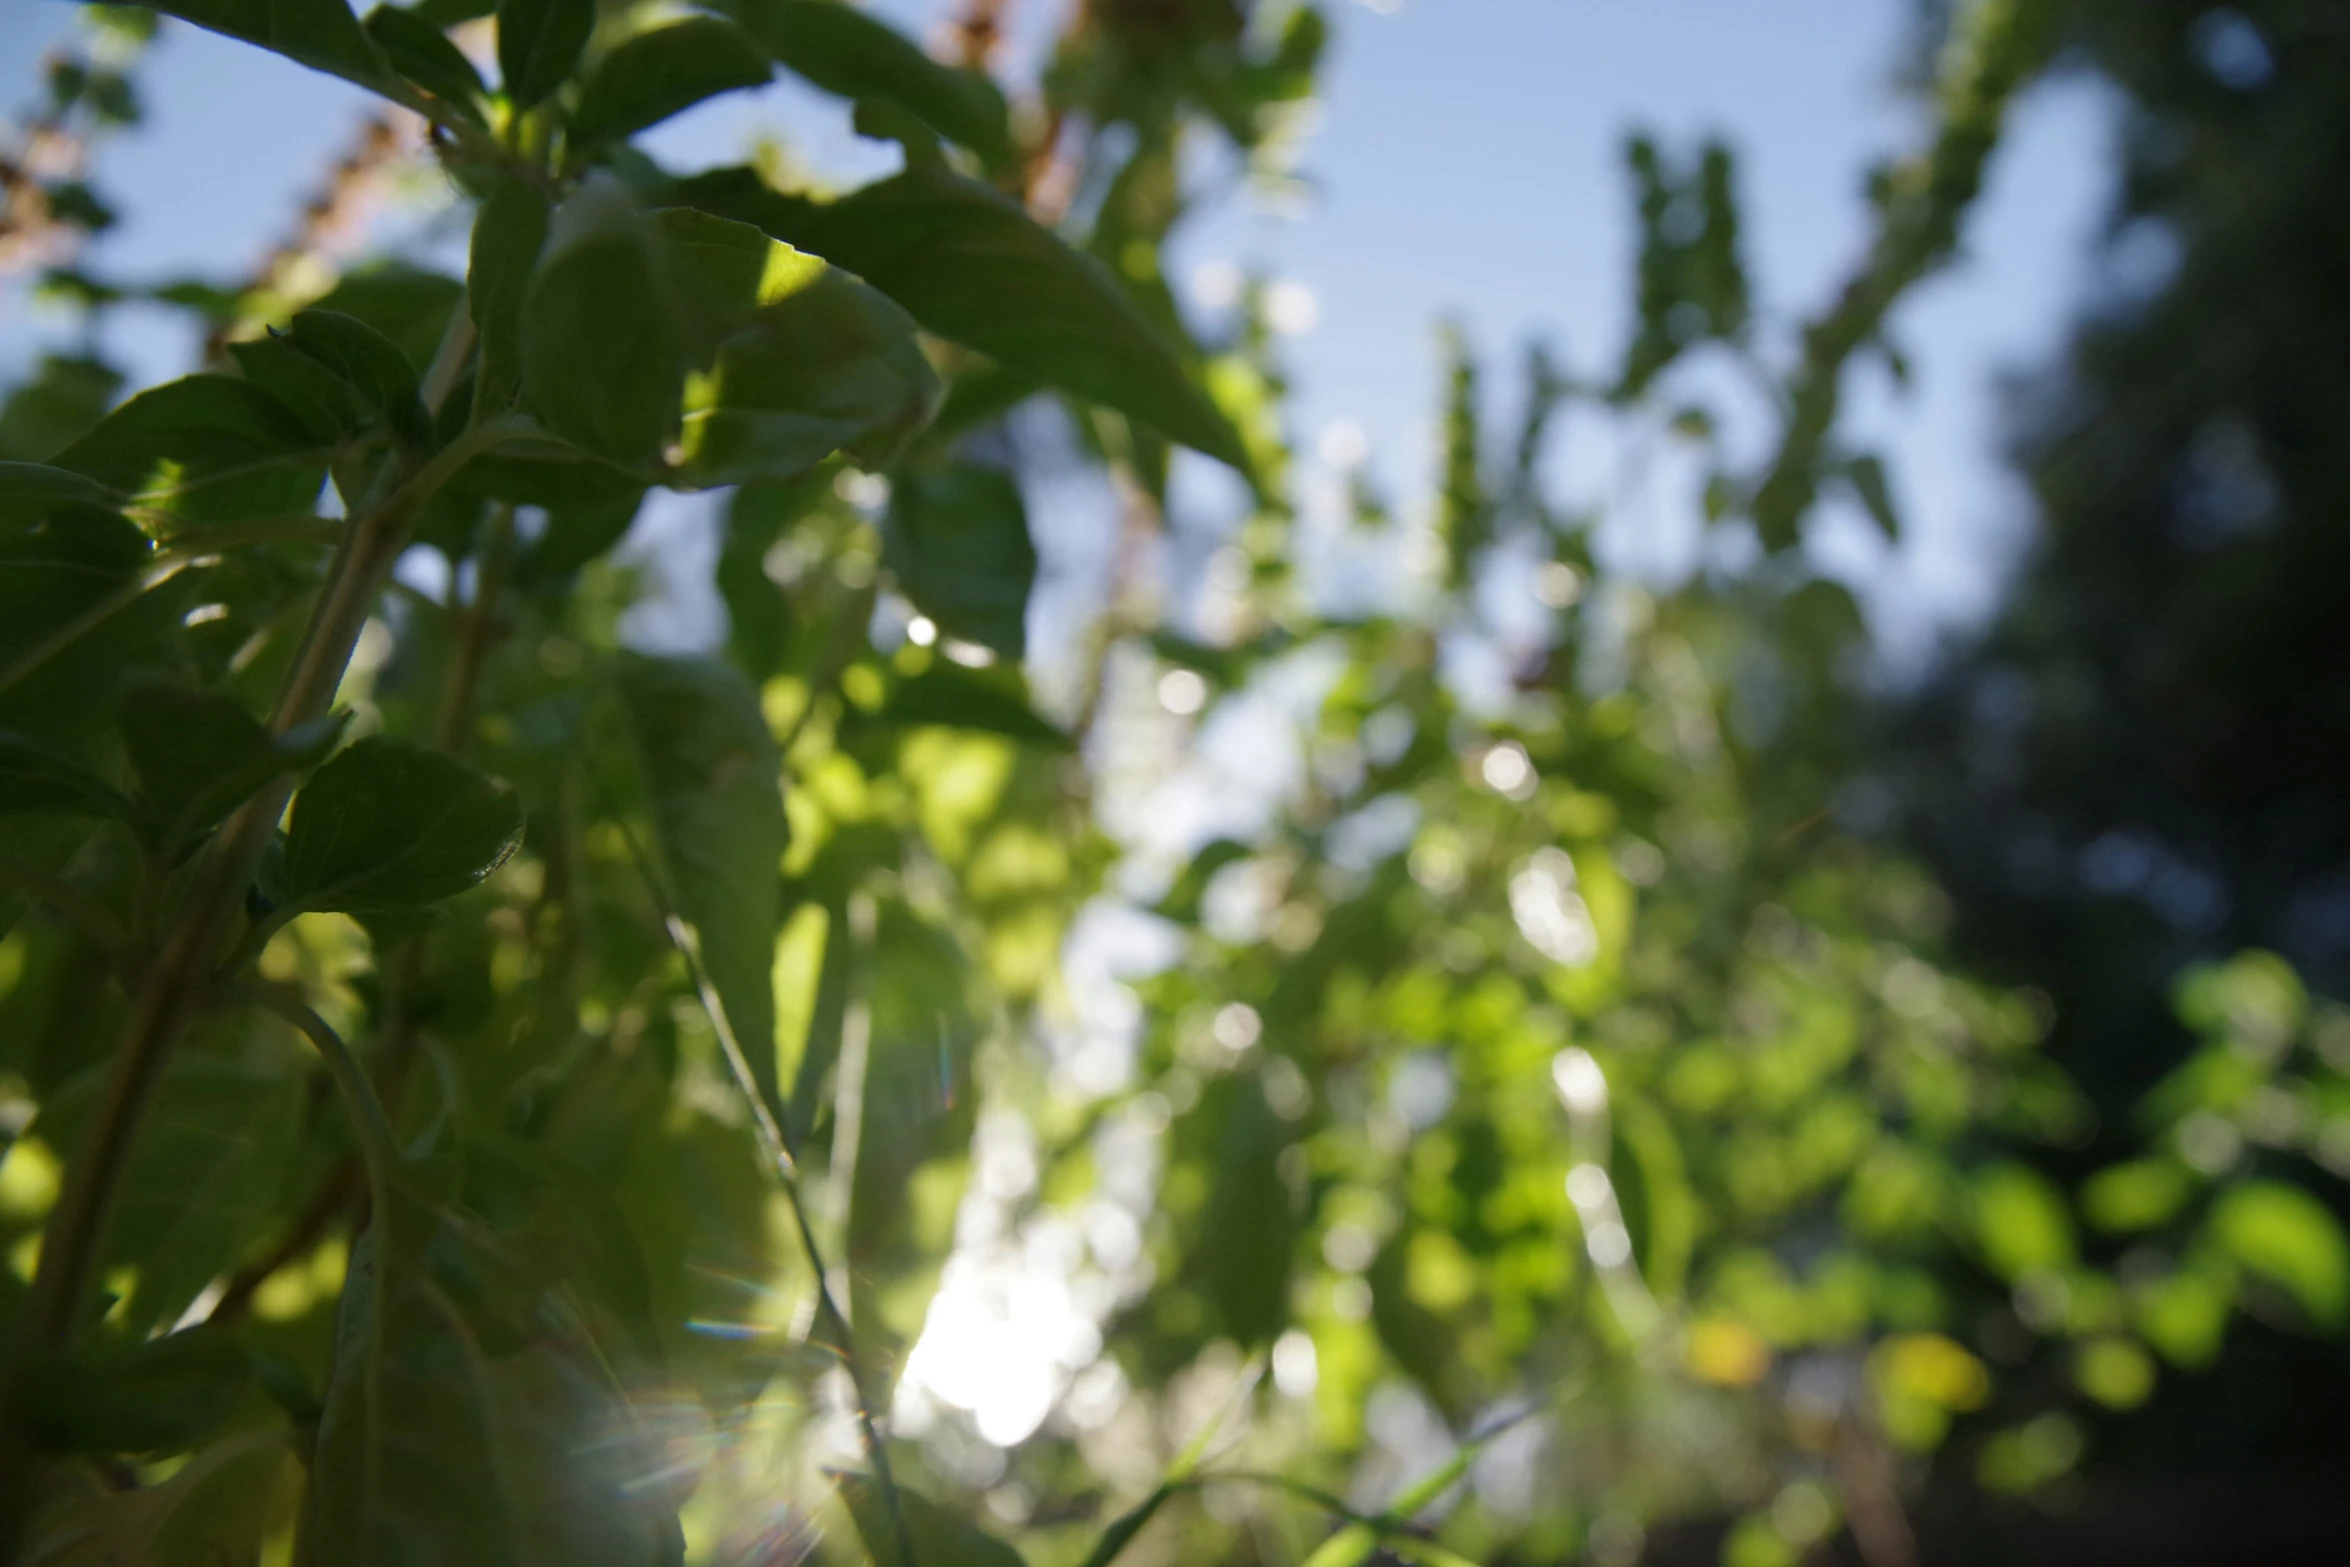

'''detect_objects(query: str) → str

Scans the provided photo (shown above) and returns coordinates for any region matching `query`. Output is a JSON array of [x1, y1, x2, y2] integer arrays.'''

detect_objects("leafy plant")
[[0, 4, 2341, 1566]]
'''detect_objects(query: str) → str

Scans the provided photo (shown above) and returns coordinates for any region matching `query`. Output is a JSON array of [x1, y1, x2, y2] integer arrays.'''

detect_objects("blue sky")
[[1, 1, 2115, 658]]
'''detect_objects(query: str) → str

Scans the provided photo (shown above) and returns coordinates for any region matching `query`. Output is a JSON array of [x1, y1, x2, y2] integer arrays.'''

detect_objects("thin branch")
[[204, 1156, 362, 1326], [233, 982, 398, 1210], [588, 759, 918, 1567], [11, 412, 528, 1359]]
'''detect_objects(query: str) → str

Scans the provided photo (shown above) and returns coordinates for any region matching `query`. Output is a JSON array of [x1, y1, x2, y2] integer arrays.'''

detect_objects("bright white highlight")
[[1551, 1048, 1608, 1114], [1158, 668, 1208, 715]]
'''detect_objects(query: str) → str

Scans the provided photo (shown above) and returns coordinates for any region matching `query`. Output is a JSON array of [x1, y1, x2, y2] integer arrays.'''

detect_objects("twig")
[[234, 982, 399, 1208], [588, 758, 919, 1567]]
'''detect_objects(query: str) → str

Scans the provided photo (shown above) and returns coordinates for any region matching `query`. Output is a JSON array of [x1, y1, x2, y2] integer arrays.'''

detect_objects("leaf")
[[656, 209, 938, 486], [0, 507, 176, 742], [302, 1176, 684, 1567], [724, 0, 1010, 164], [864, 665, 1070, 748], [307, 264, 464, 370], [665, 166, 1248, 470], [143, 2, 389, 91], [497, 0, 594, 110], [1842, 452, 1901, 540], [280, 308, 433, 447], [2209, 1180, 2349, 1326], [2081, 1159, 2195, 1233], [568, 16, 773, 149], [884, 465, 1034, 658], [228, 333, 368, 447], [31, 1056, 307, 1336], [364, 3, 487, 121], [1077, 1485, 1177, 1567], [282, 737, 524, 914], [1973, 1162, 2074, 1280], [467, 175, 552, 419], [51, 374, 331, 524], [119, 682, 342, 847], [614, 655, 788, 1123], [1191, 1076, 1295, 1345], [835, 1471, 1028, 1567], [0, 731, 137, 823], [516, 488, 644, 586], [0, 463, 115, 529], [19, 1325, 254, 1457], [520, 180, 685, 469], [20, 1431, 290, 1567]]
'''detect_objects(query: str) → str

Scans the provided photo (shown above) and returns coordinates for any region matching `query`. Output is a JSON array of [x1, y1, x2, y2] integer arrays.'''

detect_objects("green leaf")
[[884, 465, 1033, 658], [31, 1056, 307, 1337], [302, 1177, 684, 1567], [520, 181, 685, 469], [665, 166, 1248, 471], [0, 463, 115, 529], [724, 0, 1010, 164], [1190, 1076, 1295, 1345], [1973, 1162, 2075, 1280], [20, 1431, 289, 1567], [835, 1471, 1028, 1567], [229, 332, 367, 447], [1841, 453, 1901, 540], [0, 507, 175, 741], [19, 1324, 254, 1457], [516, 488, 644, 586], [364, 4, 487, 121], [120, 682, 342, 847], [282, 737, 524, 914], [0, 731, 137, 823], [614, 655, 788, 1124], [2081, 1159, 2195, 1233], [864, 665, 1070, 748], [51, 374, 331, 523], [467, 175, 551, 419], [143, 2, 389, 91], [654, 209, 938, 486], [279, 308, 432, 447], [307, 263, 463, 370], [568, 16, 773, 149], [497, 0, 594, 110], [2209, 1180, 2349, 1326]]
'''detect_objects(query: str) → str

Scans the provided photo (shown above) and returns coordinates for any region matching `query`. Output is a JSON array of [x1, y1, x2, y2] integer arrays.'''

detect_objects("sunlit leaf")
[[614, 654, 789, 1124], [664, 165, 1248, 470], [52, 374, 331, 523], [2209, 1180, 2349, 1326]]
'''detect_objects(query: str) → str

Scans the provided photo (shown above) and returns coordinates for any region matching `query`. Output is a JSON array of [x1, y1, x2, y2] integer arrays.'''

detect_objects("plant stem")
[[236, 983, 398, 1215], [9, 414, 526, 1355], [591, 767, 918, 1567], [433, 503, 515, 752]]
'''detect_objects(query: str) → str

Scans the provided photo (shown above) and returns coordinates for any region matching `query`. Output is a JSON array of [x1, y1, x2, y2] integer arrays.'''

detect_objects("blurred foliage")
[[0, 3, 2341, 1566]]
